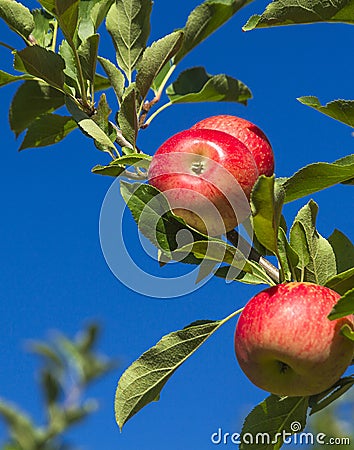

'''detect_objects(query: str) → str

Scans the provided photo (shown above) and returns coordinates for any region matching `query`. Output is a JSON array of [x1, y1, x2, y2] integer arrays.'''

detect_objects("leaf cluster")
[[0, 0, 251, 165], [0, 0, 354, 448], [110, 0, 354, 439], [0, 323, 115, 450]]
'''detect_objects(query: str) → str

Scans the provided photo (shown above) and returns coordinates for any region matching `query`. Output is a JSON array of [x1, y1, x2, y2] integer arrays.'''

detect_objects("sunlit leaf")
[[14, 46, 65, 91], [0, 70, 31, 87], [328, 288, 354, 320], [281, 154, 354, 203], [98, 56, 125, 102], [298, 97, 354, 127], [290, 200, 336, 285], [243, 0, 354, 30], [240, 395, 308, 450], [0, 0, 34, 40], [78, 33, 100, 82], [106, 0, 152, 82], [78, 0, 115, 40], [66, 97, 117, 153], [166, 67, 251, 105], [31, 8, 54, 48], [115, 320, 223, 430], [117, 85, 138, 147], [251, 175, 285, 255], [174, 0, 248, 63], [136, 31, 183, 101], [92, 153, 151, 177], [120, 181, 207, 254]]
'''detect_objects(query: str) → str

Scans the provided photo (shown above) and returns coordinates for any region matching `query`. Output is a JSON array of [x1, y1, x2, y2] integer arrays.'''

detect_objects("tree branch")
[[226, 229, 280, 284]]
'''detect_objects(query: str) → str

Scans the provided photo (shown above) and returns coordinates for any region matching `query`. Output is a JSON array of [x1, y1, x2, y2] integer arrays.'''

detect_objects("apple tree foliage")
[[0, 323, 115, 450], [0, 0, 354, 448]]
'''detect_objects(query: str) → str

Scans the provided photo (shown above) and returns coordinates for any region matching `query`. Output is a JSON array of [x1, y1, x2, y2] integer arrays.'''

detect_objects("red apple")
[[148, 128, 258, 236], [235, 282, 354, 397], [191, 115, 274, 177]]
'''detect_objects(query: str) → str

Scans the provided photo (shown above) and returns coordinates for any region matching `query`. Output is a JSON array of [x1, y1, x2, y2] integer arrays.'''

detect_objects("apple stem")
[[226, 230, 280, 284]]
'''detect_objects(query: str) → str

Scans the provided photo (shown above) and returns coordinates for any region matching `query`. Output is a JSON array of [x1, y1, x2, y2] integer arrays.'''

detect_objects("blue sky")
[[0, 1, 353, 449]]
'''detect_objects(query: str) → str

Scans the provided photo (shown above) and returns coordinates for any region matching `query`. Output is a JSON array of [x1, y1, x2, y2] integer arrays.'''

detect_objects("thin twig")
[[226, 229, 280, 284], [0, 41, 15, 51], [110, 122, 134, 151]]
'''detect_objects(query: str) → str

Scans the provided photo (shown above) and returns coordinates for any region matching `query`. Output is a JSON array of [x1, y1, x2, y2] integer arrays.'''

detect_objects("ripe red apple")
[[191, 115, 274, 177], [148, 128, 258, 236], [235, 282, 354, 397]]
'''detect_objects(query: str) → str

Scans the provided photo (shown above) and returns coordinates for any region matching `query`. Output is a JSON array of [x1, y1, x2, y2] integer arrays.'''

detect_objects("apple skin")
[[234, 282, 354, 397], [148, 128, 258, 236], [191, 115, 274, 177]]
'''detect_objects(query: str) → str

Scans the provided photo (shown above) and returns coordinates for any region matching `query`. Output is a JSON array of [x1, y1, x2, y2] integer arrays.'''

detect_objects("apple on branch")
[[192, 115, 274, 177], [148, 124, 265, 236], [234, 282, 354, 397]]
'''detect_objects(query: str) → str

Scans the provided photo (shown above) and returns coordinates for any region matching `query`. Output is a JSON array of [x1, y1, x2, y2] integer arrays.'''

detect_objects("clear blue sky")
[[0, 1, 353, 449]]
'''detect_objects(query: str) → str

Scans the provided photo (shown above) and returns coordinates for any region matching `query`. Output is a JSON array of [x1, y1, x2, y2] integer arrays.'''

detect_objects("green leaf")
[[251, 175, 285, 255], [281, 154, 354, 204], [66, 97, 117, 153], [27, 340, 64, 367], [37, 0, 56, 15], [298, 97, 354, 127], [120, 181, 274, 282], [325, 267, 354, 296], [277, 227, 299, 282], [120, 181, 207, 254], [78, 0, 115, 40], [19, 114, 77, 150], [14, 46, 65, 91], [290, 200, 337, 285], [106, 0, 153, 82], [0, 0, 34, 40], [98, 56, 125, 102], [78, 33, 100, 82], [170, 240, 255, 274], [92, 153, 151, 177], [9, 81, 64, 136], [115, 320, 223, 430], [41, 370, 61, 405], [117, 86, 138, 147], [0, 70, 31, 87], [341, 324, 354, 341], [166, 67, 251, 105], [94, 73, 112, 91], [91, 93, 118, 151], [328, 288, 354, 320], [215, 262, 275, 285], [151, 61, 171, 95], [174, 0, 248, 64], [92, 93, 113, 129], [243, 0, 354, 30], [310, 377, 354, 414], [0, 401, 38, 450], [55, 0, 79, 42], [328, 229, 354, 273], [59, 39, 79, 92], [136, 31, 183, 101], [289, 221, 310, 278], [240, 395, 309, 450], [31, 8, 54, 48]]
